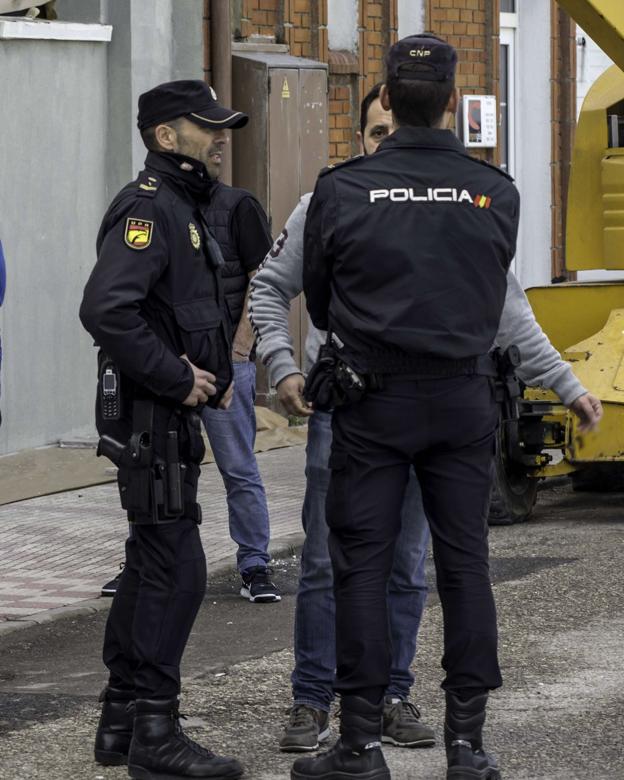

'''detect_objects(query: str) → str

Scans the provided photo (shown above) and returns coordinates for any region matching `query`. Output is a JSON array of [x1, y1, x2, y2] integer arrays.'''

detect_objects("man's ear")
[[154, 123, 177, 151], [355, 130, 364, 155], [379, 84, 391, 112], [446, 86, 459, 115]]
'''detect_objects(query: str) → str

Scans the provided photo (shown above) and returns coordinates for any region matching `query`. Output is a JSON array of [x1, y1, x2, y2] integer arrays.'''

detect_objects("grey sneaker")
[[382, 697, 436, 748], [279, 704, 330, 753]]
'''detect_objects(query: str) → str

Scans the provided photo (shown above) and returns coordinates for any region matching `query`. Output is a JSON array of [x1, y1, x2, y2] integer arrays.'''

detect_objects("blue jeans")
[[292, 410, 429, 711], [201, 361, 270, 573]]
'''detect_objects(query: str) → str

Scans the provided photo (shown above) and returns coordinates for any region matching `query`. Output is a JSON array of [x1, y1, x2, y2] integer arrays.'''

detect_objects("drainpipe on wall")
[[210, 0, 233, 185]]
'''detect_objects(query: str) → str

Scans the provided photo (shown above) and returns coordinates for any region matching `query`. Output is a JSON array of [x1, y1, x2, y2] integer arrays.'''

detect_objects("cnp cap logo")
[[387, 34, 457, 82]]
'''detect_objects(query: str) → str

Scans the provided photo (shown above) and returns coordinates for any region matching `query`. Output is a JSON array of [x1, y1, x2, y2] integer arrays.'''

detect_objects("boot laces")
[[288, 704, 318, 728], [395, 700, 422, 723], [172, 710, 216, 759]]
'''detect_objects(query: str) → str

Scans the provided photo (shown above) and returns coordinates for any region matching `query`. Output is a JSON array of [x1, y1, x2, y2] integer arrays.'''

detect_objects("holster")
[[491, 345, 522, 419], [97, 400, 204, 525], [303, 342, 378, 411]]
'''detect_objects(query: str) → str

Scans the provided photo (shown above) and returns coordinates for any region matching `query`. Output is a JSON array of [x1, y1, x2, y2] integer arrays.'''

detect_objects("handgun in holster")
[[303, 335, 373, 411], [492, 345, 522, 420], [97, 400, 189, 523], [303, 343, 339, 411]]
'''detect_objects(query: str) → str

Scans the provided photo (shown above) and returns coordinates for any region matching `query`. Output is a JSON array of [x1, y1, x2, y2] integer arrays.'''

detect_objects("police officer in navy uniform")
[[294, 36, 519, 780], [80, 81, 246, 780]]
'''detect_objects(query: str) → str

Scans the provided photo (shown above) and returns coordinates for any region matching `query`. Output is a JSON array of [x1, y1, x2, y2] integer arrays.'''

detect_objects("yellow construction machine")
[[492, 0, 624, 523]]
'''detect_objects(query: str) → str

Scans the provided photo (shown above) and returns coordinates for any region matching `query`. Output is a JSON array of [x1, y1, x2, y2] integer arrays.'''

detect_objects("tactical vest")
[[202, 182, 250, 327]]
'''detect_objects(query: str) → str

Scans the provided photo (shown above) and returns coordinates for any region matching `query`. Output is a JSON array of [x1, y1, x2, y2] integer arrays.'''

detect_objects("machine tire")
[[488, 428, 538, 526]]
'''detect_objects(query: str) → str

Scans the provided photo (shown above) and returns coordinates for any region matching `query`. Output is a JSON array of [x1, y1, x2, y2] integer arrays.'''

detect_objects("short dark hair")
[[385, 65, 455, 128], [359, 83, 383, 135], [140, 116, 185, 151]]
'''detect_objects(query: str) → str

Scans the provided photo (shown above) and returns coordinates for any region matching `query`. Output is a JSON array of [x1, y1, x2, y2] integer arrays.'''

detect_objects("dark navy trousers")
[[327, 373, 502, 700], [102, 408, 207, 699]]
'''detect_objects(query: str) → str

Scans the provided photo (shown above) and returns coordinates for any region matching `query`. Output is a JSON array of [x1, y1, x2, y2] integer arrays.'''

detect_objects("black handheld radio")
[[99, 359, 121, 421]]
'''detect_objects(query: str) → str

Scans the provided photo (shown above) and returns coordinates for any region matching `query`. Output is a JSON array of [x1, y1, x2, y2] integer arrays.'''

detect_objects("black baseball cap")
[[137, 80, 248, 131], [386, 34, 457, 82]]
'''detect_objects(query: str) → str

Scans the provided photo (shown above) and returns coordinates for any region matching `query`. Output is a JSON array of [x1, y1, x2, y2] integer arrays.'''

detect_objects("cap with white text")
[[386, 34, 457, 82]]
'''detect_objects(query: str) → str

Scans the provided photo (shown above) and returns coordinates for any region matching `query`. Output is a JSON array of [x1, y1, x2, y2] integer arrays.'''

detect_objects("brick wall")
[[223, 1, 575, 275], [240, 0, 281, 39], [233, 0, 398, 164], [358, 0, 398, 100], [426, 0, 499, 164]]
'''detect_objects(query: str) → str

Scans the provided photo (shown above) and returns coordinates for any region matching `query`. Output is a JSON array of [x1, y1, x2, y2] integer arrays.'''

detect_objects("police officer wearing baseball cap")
[[80, 80, 248, 779], [293, 35, 517, 780]]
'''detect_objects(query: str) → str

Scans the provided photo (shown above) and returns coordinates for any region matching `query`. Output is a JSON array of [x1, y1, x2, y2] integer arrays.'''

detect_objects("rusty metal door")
[[232, 52, 328, 407]]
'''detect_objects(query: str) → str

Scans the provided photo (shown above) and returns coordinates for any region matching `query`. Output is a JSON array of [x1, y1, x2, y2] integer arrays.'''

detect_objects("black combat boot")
[[94, 686, 135, 766], [127, 697, 243, 779], [445, 692, 501, 780], [291, 695, 390, 780]]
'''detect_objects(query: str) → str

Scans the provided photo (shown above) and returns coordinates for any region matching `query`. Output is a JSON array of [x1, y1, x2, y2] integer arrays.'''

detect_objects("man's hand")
[[569, 392, 603, 433], [219, 381, 235, 410], [180, 355, 217, 407], [277, 373, 313, 417]]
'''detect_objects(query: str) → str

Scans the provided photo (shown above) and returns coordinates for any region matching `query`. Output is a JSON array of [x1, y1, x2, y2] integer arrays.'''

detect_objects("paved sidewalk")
[[0, 444, 306, 626]]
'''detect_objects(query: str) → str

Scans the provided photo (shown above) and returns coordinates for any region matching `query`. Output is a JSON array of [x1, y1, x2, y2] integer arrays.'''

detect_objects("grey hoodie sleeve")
[[495, 271, 587, 406], [249, 194, 311, 387]]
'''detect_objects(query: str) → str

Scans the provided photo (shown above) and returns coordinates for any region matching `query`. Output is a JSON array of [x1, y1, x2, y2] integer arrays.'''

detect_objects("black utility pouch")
[[303, 345, 339, 411]]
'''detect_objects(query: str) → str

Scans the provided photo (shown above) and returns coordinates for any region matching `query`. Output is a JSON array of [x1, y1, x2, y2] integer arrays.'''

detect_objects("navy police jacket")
[[303, 127, 520, 371], [80, 151, 232, 430]]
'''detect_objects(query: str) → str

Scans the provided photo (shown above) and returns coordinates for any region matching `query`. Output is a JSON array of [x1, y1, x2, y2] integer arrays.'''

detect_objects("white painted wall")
[[576, 26, 613, 117], [398, 0, 425, 39], [512, 0, 552, 289], [327, 0, 358, 53]]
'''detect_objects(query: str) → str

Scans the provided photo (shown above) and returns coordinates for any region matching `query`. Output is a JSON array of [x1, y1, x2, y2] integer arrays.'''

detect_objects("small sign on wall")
[[460, 95, 497, 148]]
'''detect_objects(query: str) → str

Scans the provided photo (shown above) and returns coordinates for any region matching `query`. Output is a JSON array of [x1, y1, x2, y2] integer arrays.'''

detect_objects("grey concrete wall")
[[0, 2, 207, 455], [55, 0, 104, 23], [56, 0, 205, 198], [106, 0, 205, 197], [0, 39, 109, 454]]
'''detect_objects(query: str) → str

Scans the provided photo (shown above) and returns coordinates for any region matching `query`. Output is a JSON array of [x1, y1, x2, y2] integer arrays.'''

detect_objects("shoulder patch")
[[318, 154, 365, 177], [136, 172, 162, 198], [472, 156, 515, 182], [124, 218, 154, 250]]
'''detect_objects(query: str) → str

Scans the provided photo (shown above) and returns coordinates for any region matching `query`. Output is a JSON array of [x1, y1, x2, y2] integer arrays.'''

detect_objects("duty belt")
[[345, 352, 499, 378]]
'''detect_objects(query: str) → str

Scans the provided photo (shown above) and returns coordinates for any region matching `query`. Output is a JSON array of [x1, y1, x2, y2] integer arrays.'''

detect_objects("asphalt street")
[[1, 481, 623, 779]]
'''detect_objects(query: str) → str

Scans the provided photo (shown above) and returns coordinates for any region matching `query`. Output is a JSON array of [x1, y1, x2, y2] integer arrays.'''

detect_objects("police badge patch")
[[189, 223, 201, 250], [124, 218, 153, 250]]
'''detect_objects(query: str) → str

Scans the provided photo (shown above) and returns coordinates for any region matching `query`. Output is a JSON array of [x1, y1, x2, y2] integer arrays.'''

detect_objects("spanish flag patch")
[[124, 218, 154, 250]]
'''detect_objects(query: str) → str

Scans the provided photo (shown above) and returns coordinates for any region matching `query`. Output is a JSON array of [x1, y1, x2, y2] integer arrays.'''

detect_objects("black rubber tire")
[[487, 428, 538, 526]]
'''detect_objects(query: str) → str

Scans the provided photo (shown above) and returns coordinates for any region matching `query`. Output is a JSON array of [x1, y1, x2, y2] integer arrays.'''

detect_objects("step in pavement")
[[0, 445, 306, 627]]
